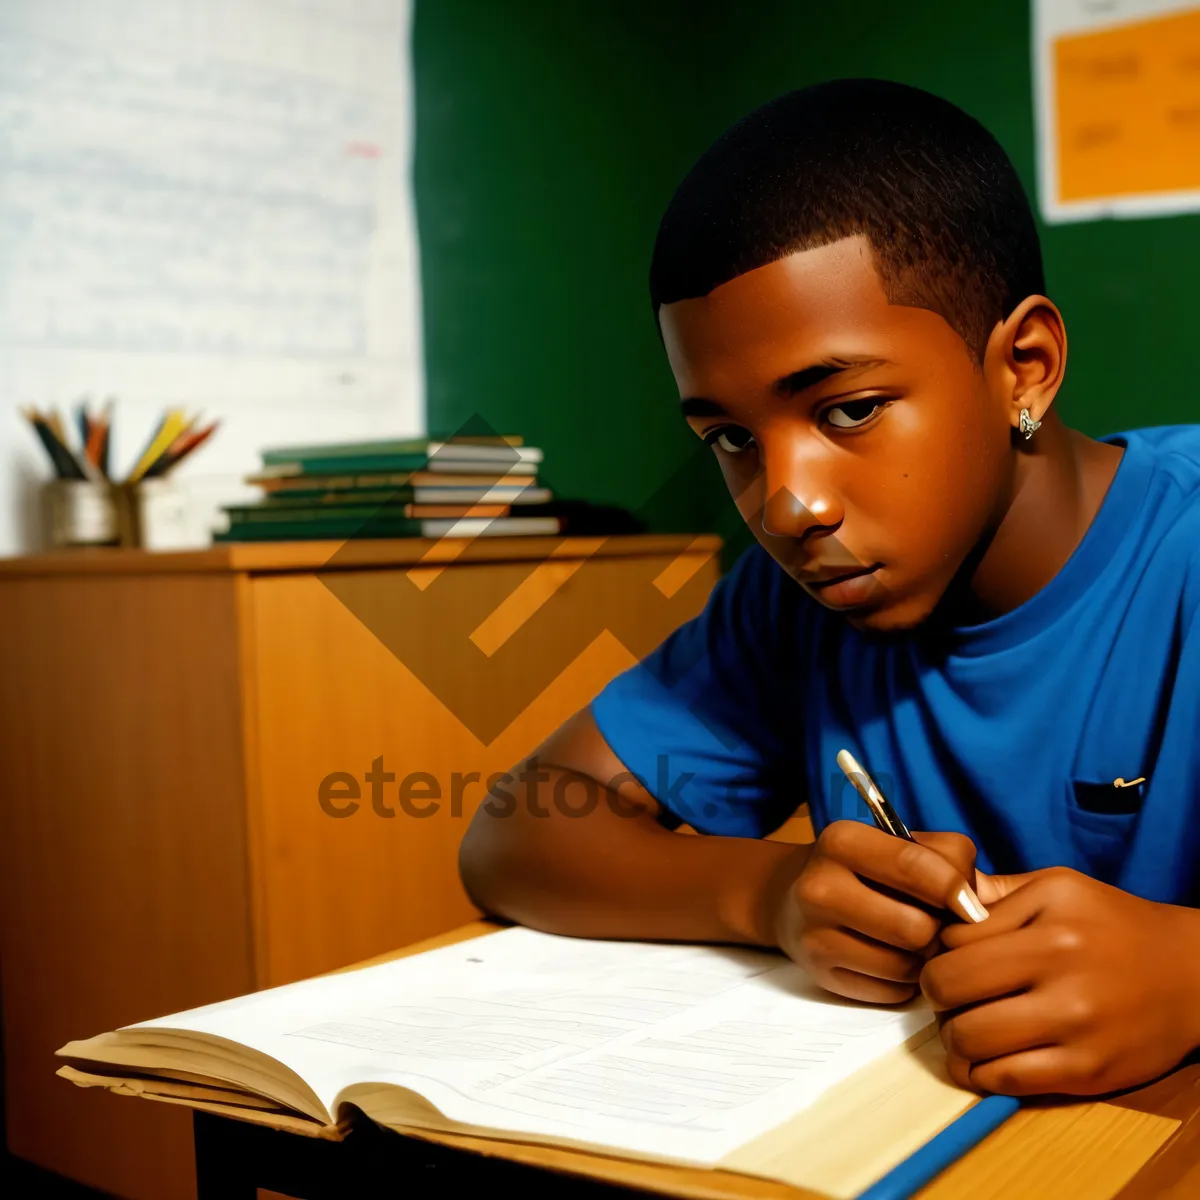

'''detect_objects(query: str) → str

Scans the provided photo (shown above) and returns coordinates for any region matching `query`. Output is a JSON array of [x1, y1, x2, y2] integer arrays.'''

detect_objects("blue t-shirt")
[[592, 427, 1200, 904]]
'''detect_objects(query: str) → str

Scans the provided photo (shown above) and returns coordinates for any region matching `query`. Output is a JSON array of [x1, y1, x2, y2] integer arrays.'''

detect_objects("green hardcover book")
[[215, 515, 564, 542], [247, 470, 538, 491], [233, 489, 418, 512], [226, 504, 409, 524], [230, 486, 550, 516], [259, 453, 430, 475], [215, 517, 424, 542], [260, 440, 541, 472], [260, 435, 522, 462], [259, 454, 542, 476]]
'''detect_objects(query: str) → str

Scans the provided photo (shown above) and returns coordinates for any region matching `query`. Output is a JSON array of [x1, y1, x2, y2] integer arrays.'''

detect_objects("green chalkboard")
[[413, 1, 1200, 538]]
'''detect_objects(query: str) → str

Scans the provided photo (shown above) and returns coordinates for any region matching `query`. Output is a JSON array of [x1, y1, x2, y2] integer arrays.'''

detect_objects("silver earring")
[[1019, 408, 1041, 440]]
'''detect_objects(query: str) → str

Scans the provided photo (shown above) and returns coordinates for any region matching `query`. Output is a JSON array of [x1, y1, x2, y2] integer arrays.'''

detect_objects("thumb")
[[975, 869, 1039, 906], [912, 831, 978, 883], [941, 869, 1050, 949]]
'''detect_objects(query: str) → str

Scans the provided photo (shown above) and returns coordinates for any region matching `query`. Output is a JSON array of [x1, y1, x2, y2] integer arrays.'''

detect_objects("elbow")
[[459, 803, 569, 934], [458, 812, 509, 919]]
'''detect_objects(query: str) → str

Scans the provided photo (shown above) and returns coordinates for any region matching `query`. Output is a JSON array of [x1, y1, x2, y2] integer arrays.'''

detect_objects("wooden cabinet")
[[0, 534, 719, 1199]]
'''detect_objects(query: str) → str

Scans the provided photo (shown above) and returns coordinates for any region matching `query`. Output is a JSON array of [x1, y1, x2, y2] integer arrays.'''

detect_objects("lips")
[[804, 564, 880, 589]]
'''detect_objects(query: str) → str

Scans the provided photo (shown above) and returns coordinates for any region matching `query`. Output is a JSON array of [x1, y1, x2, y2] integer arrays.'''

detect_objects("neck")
[[950, 414, 1124, 624]]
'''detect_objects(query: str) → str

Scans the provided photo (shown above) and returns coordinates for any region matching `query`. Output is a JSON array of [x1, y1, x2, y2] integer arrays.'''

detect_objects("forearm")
[[458, 766, 809, 947]]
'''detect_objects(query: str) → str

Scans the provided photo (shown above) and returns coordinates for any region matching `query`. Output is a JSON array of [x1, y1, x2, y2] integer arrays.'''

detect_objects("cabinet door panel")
[[247, 551, 717, 986], [0, 573, 254, 1200]]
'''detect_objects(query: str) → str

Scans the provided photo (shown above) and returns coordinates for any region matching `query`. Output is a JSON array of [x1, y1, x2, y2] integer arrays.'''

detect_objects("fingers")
[[939, 993, 1063, 1063], [791, 861, 931, 996], [827, 968, 919, 1006], [796, 859, 941, 952], [947, 1047, 1097, 1097], [940, 867, 1078, 950], [913, 830, 977, 882], [920, 929, 1046, 1010], [819, 822, 988, 924], [805, 925, 925, 984], [974, 869, 1039, 907], [790, 822, 994, 1003]]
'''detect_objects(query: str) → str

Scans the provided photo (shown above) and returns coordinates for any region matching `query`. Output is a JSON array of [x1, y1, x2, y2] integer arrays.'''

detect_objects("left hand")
[[920, 867, 1200, 1096]]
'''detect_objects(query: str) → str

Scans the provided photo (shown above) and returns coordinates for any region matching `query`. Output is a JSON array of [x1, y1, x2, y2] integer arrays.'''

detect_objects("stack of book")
[[215, 436, 560, 542]]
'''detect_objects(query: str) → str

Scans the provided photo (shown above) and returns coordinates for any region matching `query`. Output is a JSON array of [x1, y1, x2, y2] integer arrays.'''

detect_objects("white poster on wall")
[[1034, 0, 1200, 223], [0, 0, 424, 554]]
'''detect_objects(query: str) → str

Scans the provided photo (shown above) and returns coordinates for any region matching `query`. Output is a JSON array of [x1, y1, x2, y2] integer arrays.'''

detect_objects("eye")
[[703, 426, 756, 454], [825, 398, 886, 429]]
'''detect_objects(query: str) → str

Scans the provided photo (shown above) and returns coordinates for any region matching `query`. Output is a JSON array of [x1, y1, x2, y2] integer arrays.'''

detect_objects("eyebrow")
[[679, 356, 891, 419], [773, 356, 890, 397]]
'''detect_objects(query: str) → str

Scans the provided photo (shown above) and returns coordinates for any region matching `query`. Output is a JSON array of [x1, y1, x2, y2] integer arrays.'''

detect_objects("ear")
[[982, 296, 1067, 440]]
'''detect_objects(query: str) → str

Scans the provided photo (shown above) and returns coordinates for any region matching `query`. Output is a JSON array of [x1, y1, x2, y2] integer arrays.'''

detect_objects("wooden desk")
[[145, 924, 1200, 1200], [0, 535, 720, 1199], [186, 1078, 1200, 1200]]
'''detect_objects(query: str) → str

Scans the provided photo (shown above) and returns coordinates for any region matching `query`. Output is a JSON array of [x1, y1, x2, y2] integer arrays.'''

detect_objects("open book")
[[59, 926, 978, 1198]]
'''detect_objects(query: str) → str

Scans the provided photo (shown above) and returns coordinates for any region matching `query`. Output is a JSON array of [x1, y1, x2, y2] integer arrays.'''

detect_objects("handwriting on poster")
[[1054, 5, 1200, 204], [0, 22, 386, 356]]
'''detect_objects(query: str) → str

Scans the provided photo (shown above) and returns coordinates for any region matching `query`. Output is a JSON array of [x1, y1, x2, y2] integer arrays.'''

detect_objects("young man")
[[459, 80, 1200, 1099]]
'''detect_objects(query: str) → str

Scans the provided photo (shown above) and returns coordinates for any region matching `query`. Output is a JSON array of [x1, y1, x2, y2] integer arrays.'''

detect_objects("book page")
[[130, 928, 934, 1166]]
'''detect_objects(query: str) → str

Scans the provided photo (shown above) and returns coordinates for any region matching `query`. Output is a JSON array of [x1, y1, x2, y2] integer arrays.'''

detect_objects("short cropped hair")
[[650, 79, 1045, 360]]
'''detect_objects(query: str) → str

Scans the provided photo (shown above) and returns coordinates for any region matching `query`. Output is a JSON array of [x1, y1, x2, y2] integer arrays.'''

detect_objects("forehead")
[[659, 236, 902, 396]]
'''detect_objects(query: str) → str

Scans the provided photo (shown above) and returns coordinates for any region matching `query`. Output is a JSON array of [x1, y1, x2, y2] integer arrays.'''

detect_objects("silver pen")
[[836, 748, 988, 923]]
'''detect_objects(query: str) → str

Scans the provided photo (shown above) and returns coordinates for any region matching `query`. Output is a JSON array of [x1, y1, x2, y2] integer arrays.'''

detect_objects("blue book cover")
[[857, 1095, 1021, 1199]]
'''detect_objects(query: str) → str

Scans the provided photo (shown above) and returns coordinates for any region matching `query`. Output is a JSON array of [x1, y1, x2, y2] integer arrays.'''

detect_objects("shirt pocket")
[[1064, 777, 1144, 883]]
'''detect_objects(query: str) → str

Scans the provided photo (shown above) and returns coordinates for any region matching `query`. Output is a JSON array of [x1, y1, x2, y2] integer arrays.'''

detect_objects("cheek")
[[926, 399, 1010, 542], [853, 393, 1004, 549], [718, 455, 765, 519], [916, 439, 996, 541]]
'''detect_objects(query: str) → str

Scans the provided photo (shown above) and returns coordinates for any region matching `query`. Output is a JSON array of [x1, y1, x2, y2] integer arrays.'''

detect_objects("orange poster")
[[1035, 0, 1200, 220]]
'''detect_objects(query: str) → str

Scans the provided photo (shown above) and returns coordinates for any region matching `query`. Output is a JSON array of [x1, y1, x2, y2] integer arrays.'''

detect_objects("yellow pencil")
[[128, 409, 188, 482]]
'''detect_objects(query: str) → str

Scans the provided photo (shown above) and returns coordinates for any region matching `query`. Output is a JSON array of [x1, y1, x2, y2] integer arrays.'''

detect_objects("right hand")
[[773, 821, 985, 1004]]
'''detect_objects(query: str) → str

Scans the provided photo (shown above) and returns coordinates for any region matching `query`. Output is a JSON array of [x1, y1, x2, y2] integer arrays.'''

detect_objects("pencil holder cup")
[[111, 482, 142, 548], [127, 479, 197, 551], [42, 480, 120, 548]]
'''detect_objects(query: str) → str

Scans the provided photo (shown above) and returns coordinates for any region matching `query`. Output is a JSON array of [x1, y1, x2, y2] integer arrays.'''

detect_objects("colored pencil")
[[143, 420, 219, 478], [22, 407, 88, 479], [99, 398, 114, 478], [23, 401, 215, 485], [128, 409, 188, 482]]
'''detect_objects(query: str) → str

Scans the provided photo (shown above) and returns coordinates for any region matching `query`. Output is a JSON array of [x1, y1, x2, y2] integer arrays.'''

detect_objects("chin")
[[843, 594, 937, 636]]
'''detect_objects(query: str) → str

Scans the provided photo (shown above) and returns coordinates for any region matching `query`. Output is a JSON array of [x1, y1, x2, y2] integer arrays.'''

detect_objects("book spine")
[[229, 489, 417, 511], [261, 441, 428, 464], [260, 454, 430, 475], [260, 441, 536, 468], [216, 517, 424, 541], [418, 517, 563, 537]]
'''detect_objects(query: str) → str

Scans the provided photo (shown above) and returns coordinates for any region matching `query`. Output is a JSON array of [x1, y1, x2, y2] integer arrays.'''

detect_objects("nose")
[[760, 442, 843, 540]]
